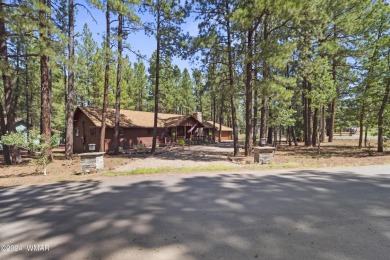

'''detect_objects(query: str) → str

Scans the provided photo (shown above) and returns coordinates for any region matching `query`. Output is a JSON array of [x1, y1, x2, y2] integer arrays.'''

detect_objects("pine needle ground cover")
[[0, 139, 389, 187]]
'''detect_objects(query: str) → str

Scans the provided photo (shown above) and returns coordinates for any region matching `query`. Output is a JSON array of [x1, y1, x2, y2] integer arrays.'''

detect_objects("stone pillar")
[[253, 147, 276, 164], [80, 152, 105, 172]]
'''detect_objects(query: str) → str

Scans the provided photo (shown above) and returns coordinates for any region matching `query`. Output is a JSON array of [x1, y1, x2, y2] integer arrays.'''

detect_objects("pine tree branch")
[[123, 45, 148, 63], [268, 19, 291, 35], [0, 3, 18, 7], [5, 33, 34, 38], [0, 54, 39, 59], [74, 3, 98, 25]]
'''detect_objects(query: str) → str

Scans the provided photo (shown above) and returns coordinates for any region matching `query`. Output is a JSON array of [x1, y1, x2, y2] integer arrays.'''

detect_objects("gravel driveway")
[[114, 143, 237, 172]]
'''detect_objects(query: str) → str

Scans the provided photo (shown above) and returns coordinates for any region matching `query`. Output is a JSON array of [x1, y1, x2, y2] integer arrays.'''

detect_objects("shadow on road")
[[1, 169, 390, 259]]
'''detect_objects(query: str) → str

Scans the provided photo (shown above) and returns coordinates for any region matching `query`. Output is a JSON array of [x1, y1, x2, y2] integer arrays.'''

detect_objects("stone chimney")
[[192, 112, 203, 136], [192, 112, 202, 123]]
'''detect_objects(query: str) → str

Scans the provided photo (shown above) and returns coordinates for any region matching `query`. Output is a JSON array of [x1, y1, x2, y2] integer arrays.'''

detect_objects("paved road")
[[1, 165, 390, 260]]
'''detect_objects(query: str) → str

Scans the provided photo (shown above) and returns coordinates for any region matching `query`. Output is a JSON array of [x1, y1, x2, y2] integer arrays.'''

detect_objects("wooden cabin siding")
[[105, 128, 158, 151], [217, 130, 233, 141], [73, 111, 101, 153]]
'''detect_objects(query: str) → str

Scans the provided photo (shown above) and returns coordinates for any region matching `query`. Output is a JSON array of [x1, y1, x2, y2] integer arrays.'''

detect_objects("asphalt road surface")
[[1, 165, 390, 259]]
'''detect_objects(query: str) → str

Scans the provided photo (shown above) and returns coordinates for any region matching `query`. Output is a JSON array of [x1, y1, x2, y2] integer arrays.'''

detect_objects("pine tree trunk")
[[114, 10, 123, 155], [267, 126, 273, 144], [0, 102, 11, 165], [318, 109, 322, 154], [151, 3, 160, 154], [291, 126, 298, 146], [245, 28, 254, 156], [218, 113, 223, 143], [39, 0, 52, 159], [287, 127, 291, 146], [41, 56, 51, 158], [0, 0, 11, 165], [212, 95, 216, 143], [63, 65, 67, 137], [260, 15, 269, 141], [13, 42, 22, 162], [253, 31, 259, 146], [260, 98, 267, 139], [328, 26, 338, 143], [279, 126, 282, 145], [1, 2, 20, 164], [302, 78, 308, 146], [225, 0, 238, 156], [218, 96, 224, 142], [358, 103, 365, 148], [308, 103, 312, 146], [320, 105, 325, 142], [307, 82, 312, 147], [377, 81, 390, 152], [364, 127, 368, 147], [26, 56, 33, 155], [329, 99, 336, 143], [312, 108, 318, 147], [65, 0, 74, 159], [26, 58, 30, 136], [253, 89, 258, 145], [288, 128, 291, 145], [100, 2, 110, 152], [231, 95, 239, 154], [304, 98, 308, 146], [273, 127, 277, 147]]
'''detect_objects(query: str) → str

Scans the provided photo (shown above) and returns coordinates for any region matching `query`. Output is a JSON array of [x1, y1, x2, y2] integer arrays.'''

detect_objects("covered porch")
[[161, 115, 207, 144]]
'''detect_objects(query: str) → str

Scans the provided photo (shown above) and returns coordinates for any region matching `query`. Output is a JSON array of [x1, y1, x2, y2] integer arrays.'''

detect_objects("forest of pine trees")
[[0, 0, 389, 164]]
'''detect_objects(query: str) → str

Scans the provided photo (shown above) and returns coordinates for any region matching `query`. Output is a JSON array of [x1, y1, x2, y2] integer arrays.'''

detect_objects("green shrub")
[[1, 128, 60, 175], [177, 139, 186, 146], [132, 143, 145, 149]]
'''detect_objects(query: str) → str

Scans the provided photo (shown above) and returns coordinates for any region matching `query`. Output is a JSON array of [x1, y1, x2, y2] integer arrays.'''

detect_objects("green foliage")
[[132, 143, 145, 149], [75, 23, 104, 107], [2, 129, 59, 152], [306, 57, 336, 108], [148, 53, 199, 115], [1, 129, 60, 175], [177, 139, 186, 146]]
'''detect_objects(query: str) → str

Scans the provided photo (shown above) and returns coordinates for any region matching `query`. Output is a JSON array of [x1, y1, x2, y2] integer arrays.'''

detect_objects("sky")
[[75, 1, 199, 72]]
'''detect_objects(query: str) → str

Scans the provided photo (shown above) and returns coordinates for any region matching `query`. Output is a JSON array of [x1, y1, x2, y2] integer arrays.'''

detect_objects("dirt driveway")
[[114, 142, 237, 172]]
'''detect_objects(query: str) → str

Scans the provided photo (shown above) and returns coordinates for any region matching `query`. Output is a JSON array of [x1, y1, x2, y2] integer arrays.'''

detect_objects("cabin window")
[[120, 128, 124, 136], [75, 127, 79, 137], [177, 127, 184, 136], [90, 127, 96, 137]]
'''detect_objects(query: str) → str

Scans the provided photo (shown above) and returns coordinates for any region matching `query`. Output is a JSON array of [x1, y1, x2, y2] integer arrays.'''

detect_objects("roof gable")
[[76, 107, 204, 128], [203, 120, 233, 131]]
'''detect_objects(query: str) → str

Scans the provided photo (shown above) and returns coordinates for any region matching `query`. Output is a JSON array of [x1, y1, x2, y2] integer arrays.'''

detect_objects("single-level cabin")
[[74, 107, 224, 153]]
